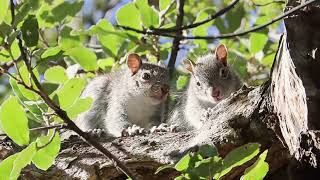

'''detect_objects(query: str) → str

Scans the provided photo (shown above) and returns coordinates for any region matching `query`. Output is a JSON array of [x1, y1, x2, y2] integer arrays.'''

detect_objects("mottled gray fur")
[[169, 50, 242, 131], [76, 61, 170, 137]]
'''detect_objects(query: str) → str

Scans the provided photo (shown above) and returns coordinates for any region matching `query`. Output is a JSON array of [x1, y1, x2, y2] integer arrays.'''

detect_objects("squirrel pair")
[[75, 44, 242, 137]]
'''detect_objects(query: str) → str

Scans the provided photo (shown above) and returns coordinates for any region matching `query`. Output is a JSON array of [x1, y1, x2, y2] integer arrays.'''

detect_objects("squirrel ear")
[[183, 59, 196, 74], [127, 53, 142, 75], [215, 44, 228, 66]]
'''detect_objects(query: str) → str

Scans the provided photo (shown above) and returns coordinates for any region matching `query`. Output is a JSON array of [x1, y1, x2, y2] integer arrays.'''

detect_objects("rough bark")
[[1, 0, 320, 179]]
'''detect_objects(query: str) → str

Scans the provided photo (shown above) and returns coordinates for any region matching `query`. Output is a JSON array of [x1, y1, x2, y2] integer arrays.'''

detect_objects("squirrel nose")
[[161, 84, 170, 94]]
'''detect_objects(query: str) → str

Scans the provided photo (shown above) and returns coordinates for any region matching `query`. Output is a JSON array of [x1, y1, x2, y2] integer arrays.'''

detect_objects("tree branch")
[[118, 0, 318, 40], [167, 0, 185, 77], [154, 0, 240, 32], [8, 0, 137, 179], [0, 124, 66, 137]]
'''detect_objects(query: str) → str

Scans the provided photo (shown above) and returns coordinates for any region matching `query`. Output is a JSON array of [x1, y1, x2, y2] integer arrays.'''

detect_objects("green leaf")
[[261, 53, 275, 68], [0, 154, 18, 180], [55, 78, 87, 109], [65, 46, 98, 71], [160, 0, 171, 10], [218, 143, 260, 178], [155, 164, 175, 174], [66, 97, 93, 119], [250, 32, 268, 54], [175, 153, 191, 172], [90, 20, 126, 57], [176, 75, 188, 91], [225, 5, 245, 32], [0, 41, 21, 62], [13, 0, 40, 27], [241, 150, 269, 180], [0, 0, 9, 24], [9, 79, 43, 122], [41, 47, 62, 59], [135, 0, 159, 28], [21, 15, 39, 47], [0, 96, 29, 146], [51, 0, 84, 22], [11, 142, 37, 179], [44, 66, 68, 84], [194, 156, 222, 178], [198, 144, 218, 158], [18, 65, 40, 100], [116, 3, 142, 37], [97, 58, 115, 70], [192, 8, 215, 48], [32, 131, 61, 170], [59, 26, 81, 51]]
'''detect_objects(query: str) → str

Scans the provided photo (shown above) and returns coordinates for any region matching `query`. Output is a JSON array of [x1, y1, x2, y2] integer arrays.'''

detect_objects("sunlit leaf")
[[135, 0, 159, 27], [241, 150, 269, 180], [97, 57, 115, 70], [175, 154, 191, 172], [217, 143, 260, 178], [55, 78, 87, 109], [250, 31, 268, 54], [0, 96, 29, 146], [32, 131, 61, 170], [65, 46, 98, 71], [160, 0, 171, 10], [41, 47, 62, 59], [44, 66, 68, 84], [0, 154, 18, 180], [66, 97, 93, 119], [0, 0, 9, 24], [10, 143, 37, 179], [176, 75, 188, 91], [59, 26, 81, 51]]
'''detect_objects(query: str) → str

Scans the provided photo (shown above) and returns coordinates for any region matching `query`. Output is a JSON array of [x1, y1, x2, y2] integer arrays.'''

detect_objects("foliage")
[[156, 143, 269, 179], [0, 0, 283, 178]]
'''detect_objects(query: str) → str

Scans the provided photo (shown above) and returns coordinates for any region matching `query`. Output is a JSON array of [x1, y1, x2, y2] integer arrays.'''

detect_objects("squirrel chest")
[[126, 95, 159, 128]]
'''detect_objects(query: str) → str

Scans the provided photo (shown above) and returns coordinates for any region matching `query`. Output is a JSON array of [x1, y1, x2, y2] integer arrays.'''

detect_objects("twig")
[[154, 0, 240, 32], [0, 124, 66, 137], [159, 0, 176, 27], [9, 0, 137, 179], [118, 0, 318, 40], [167, 0, 185, 77], [36, 129, 57, 149]]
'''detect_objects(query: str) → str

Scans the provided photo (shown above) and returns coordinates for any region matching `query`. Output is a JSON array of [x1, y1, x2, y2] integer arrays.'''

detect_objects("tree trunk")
[[1, 0, 320, 179]]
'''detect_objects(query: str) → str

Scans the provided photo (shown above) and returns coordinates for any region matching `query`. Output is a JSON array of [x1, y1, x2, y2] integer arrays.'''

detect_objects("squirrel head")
[[183, 44, 241, 105], [126, 53, 170, 105]]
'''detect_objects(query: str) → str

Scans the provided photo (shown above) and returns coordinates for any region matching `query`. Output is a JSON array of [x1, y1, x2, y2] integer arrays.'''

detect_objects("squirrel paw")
[[87, 128, 106, 138], [121, 125, 147, 137], [150, 123, 178, 133]]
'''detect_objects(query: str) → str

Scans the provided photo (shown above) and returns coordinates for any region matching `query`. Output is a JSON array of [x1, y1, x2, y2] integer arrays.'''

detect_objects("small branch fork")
[[7, 0, 137, 179], [118, 0, 318, 40]]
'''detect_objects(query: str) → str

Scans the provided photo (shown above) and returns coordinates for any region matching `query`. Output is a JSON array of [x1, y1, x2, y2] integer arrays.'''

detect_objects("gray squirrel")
[[168, 44, 242, 131], [75, 53, 170, 137]]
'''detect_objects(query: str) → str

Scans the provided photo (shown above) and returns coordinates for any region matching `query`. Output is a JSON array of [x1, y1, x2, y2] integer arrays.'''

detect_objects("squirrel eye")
[[220, 68, 229, 79], [196, 82, 201, 86], [142, 72, 151, 80]]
